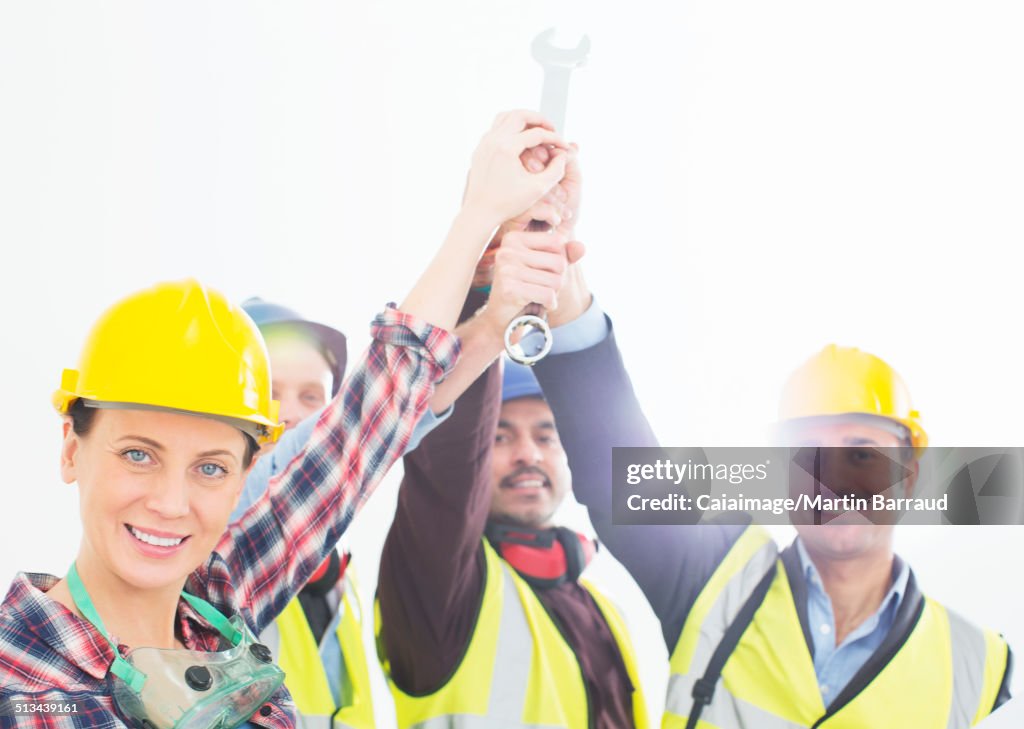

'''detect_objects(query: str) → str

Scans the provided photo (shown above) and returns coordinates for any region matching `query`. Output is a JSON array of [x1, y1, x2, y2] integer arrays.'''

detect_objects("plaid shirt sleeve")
[[199, 305, 459, 633]]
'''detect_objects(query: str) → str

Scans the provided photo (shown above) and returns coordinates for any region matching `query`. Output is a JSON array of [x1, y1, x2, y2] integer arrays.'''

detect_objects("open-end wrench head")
[[531, 27, 591, 68]]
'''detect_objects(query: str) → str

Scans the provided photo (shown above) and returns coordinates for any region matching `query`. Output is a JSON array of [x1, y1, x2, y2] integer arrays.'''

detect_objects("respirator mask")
[[68, 563, 285, 728]]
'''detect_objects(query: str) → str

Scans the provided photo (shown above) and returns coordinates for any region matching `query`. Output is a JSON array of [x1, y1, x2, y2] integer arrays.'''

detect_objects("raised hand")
[[461, 110, 570, 230], [473, 142, 582, 291], [480, 215, 585, 336]]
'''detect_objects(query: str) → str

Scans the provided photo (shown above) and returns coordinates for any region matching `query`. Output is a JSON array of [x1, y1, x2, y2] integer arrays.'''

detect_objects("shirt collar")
[[795, 537, 909, 609], [4, 571, 225, 681], [4, 572, 116, 681]]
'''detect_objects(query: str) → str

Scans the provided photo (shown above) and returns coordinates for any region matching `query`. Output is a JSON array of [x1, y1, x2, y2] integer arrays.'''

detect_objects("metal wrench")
[[503, 28, 591, 366]]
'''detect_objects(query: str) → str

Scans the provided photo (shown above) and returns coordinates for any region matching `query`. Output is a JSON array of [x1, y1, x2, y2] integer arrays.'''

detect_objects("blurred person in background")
[[229, 299, 380, 729], [532, 337, 1012, 728]]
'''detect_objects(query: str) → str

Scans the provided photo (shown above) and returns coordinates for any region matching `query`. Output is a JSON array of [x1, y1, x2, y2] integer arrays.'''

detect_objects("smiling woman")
[[0, 278, 460, 729], [61, 406, 258, 596], [0, 109, 575, 728]]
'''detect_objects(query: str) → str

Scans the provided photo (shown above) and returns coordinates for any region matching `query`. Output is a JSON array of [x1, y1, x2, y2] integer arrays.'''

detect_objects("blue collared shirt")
[[796, 538, 910, 707], [548, 295, 609, 355]]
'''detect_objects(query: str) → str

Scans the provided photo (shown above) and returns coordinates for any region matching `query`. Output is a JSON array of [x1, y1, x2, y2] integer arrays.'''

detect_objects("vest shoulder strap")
[[686, 561, 778, 729]]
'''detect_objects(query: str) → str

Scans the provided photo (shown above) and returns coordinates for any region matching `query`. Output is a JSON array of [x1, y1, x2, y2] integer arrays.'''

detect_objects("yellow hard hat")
[[779, 344, 927, 452], [53, 279, 283, 444]]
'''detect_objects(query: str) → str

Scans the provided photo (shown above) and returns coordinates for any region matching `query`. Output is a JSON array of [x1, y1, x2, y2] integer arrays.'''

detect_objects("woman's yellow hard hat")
[[53, 279, 283, 444], [779, 344, 927, 453]]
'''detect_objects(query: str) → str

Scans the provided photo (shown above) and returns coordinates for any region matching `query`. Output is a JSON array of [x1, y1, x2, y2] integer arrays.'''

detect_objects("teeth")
[[129, 526, 184, 548], [512, 479, 544, 489]]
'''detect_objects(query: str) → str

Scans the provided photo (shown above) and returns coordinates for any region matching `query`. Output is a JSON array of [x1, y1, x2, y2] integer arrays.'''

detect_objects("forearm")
[[428, 306, 505, 414], [230, 414, 318, 522], [399, 108, 575, 330], [398, 210, 496, 331], [221, 307, 459, 631], [231, 404, 451, 523], [426, 193, 585, 416], [378, 361, 501, 692], [534, 327, 741, 648]]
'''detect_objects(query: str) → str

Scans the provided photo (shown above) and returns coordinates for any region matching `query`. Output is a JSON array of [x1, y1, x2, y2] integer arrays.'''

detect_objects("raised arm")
[[530, 169, 745, 648], [207, 111, 572, 630], [216, 308, 458, 631], [229, 399, 450, 523], [377, 202, 582, 692], [399, 110, 570, 332], [377, 341, 501, 692]]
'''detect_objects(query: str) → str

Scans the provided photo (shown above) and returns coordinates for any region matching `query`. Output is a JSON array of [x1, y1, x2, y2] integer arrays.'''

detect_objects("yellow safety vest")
[[663, 527, 1009, 729], [263, 570, 376, 729], [377, 539, 649, 729]]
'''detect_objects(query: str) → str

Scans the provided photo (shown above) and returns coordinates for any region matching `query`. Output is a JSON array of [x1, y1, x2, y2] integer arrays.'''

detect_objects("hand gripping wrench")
[[503, 28, 591, 366]]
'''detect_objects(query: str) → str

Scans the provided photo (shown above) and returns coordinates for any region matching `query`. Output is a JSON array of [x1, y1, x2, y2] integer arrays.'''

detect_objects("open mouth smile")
[[501, 468, 551, 491], [125, 524, 191, 554]]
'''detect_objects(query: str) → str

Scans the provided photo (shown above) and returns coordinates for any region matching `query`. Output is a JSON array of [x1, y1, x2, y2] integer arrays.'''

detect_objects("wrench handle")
[[503, 219, 555, 365], [538, 66, 573, 133]]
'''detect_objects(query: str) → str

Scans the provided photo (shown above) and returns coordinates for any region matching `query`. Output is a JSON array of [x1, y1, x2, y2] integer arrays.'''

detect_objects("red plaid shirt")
[[0, 307, 458, 728]]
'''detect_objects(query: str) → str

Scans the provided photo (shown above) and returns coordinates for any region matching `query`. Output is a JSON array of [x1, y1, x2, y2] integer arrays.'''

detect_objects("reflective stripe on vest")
[[379, 539, 648, 729], [663, 527, 1008, 729], [262, 571, 376, 729]]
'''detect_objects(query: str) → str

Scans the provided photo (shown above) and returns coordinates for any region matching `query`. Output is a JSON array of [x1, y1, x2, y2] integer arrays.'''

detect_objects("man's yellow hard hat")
[[53, 279, 283, 444], [779, 344, 927, 453]]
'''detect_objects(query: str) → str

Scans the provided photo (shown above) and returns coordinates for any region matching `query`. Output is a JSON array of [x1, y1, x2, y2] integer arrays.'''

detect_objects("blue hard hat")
[[502, 358, 544, 402], [242, 298, 348, 396]]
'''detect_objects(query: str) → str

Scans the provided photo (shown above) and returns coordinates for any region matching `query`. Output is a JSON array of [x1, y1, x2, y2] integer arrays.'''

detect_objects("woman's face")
[[61, 407, 252, 592]]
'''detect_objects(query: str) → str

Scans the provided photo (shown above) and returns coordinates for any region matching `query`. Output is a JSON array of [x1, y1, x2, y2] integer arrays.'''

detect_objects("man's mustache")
[[500, 465, 552, 489]]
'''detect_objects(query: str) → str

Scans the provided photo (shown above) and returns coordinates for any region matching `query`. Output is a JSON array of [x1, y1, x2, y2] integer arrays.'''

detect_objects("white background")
[[1, 0, 1022, 722]]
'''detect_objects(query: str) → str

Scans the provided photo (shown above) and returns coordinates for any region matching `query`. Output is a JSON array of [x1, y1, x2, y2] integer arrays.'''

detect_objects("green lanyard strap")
[[66, 562, 242, 693], [180, 592, 243, 647]]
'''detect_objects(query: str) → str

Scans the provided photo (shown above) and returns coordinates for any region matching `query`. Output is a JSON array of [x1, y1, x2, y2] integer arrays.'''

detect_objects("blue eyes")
[[123, 449, 151, 464], [119, 449, 228, 479], [198, 463, 227, 478]]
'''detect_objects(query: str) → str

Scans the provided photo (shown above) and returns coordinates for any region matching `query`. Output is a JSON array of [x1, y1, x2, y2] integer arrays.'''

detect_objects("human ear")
[[60, 418, 80, 485]]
